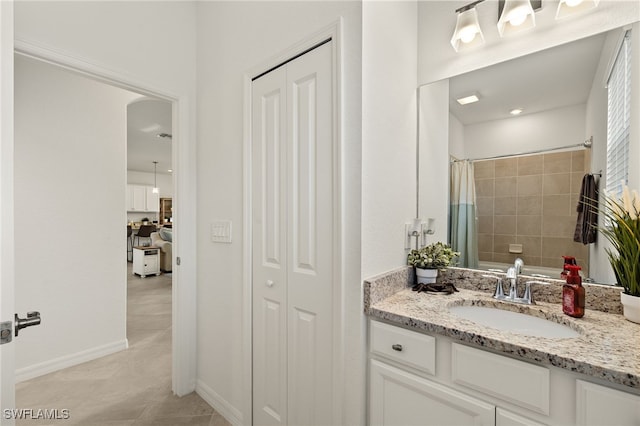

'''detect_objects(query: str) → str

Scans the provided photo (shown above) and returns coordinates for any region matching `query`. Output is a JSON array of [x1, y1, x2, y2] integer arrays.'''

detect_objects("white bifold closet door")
[[251, 41, 334, 426]]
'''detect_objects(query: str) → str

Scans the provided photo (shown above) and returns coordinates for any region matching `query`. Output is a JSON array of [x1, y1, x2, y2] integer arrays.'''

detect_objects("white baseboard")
[[15, 339, 129, 383], [196, 379, 244, 426]]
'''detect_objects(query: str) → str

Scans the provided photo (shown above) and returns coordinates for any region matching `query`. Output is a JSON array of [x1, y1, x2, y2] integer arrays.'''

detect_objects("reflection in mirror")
[[419, 26, 637, 285]]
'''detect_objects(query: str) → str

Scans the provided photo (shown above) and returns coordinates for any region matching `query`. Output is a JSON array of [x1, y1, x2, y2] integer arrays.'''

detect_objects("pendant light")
[[152, 161, 159, 194], [556, 0, 599, 19], [497, 0, 536, 37], [451, 1, 485, 52]]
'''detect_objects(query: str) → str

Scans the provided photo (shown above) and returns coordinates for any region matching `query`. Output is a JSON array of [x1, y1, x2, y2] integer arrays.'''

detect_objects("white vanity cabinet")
[[369, 319, 636, 426], [576, 380, 640, 425], [370, 359, 496, 426]]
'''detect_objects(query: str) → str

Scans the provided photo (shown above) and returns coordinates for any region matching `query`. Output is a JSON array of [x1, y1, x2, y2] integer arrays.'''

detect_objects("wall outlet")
[[211, 220, 232, 243]]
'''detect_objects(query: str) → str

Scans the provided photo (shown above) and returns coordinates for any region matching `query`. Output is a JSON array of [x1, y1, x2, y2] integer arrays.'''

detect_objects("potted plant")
[[596, 185, 640, 323], [407, 242, 459, 284]]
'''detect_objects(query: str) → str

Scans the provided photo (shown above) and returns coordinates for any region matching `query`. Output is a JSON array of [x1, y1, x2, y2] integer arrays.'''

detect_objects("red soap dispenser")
[[563, 265, 585, 318], [560, 256, 577, 279]]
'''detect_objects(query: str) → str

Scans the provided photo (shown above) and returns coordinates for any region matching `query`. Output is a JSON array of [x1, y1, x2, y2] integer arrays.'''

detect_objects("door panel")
[[252, 40, 333, 426], [252, 66, 287, 426], [0, 1, 15, 420], [286, 41, 333, 426]]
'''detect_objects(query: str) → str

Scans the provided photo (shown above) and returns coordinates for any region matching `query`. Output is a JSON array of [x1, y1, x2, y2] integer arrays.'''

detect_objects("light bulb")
[[152, 187, 159, 194], [459, 26, 478, 44], [565, 0, 583, 6]]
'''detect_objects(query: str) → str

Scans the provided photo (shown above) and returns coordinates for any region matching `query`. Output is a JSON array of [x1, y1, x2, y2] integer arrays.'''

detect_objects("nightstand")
[[132, 246, 161, 277]]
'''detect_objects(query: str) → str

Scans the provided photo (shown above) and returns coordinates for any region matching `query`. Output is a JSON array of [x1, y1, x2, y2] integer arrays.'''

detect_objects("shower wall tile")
[[517, 175, 543, 196], [494, 197, 517, 215], [543, 173, 571, 194], [473, 151, 589, 272], [476, 197, 494, 216], [544, 151, 572, 173], [476, 178, 495, 197], [474, 160, 495, 179], [517, 196, 542, 215], [517, 155, 543, 176], [495, 158, 517, 177], [495, 177, 517, 196], [494, 215, 516, 235], [543, 194, 571, 216], [517, 215, 542, 236]]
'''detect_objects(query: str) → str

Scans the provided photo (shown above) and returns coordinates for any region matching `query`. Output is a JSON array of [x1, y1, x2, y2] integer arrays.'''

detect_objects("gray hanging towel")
[[574, 174, 598, 244]]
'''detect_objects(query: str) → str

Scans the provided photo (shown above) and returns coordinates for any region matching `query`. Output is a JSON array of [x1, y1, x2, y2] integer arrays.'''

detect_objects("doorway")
[[12, 53, 186, 421]]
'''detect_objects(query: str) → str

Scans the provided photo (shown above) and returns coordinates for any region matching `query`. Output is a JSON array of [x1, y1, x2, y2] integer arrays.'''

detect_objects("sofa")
[[150, 228, 172, 272]]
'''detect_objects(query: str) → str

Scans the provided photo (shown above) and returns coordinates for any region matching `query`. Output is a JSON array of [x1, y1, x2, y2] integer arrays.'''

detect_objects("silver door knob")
[[266, 280, 274, 287], [15, 311, 41, 337]]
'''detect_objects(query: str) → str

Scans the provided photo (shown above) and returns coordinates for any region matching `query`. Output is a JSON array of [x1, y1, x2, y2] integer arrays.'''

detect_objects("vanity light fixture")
[[152, 161, 159, 194], [497, 0, 539, 37], [510, 108, 524, 115], [555, 0, 599, 19], [451, 0, 486, 52], [456, 93, 481, 105]]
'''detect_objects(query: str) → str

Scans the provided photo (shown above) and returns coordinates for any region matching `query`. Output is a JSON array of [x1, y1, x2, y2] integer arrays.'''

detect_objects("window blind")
[[606, 30, 632, 196]]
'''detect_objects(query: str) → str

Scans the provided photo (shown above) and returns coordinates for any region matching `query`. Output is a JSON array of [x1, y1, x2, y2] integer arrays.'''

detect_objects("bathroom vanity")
[[364, 267, 640, 425]]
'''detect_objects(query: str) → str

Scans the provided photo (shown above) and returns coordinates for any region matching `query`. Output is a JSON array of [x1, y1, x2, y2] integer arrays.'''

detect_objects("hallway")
[[15, 267, 228, 426]]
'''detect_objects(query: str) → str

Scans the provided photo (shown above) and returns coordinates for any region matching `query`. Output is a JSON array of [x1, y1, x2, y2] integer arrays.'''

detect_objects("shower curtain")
[[449, 160, 479, 269]]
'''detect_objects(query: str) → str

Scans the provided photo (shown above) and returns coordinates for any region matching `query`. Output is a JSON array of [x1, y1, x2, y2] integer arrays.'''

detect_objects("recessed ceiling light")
[[510, 108, 524, 115], [456, 93, 480, 105]]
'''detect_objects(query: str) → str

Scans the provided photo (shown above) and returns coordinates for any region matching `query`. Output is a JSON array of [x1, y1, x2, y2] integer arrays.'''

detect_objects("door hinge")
[[176, 256, 181, 266], [0, 321, 12, 345]]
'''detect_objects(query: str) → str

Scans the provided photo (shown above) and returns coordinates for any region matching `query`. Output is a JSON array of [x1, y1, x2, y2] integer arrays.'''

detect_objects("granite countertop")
[[364, 267, 640, 390]]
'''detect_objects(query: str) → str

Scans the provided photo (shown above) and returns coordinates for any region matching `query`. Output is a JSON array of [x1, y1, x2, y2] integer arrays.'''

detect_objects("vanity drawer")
[[370, 320, 435, 374], [451, 343, 550, 415]]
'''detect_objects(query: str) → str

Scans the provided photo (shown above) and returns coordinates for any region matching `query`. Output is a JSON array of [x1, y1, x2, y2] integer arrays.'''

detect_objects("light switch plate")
[[211, 220, 232, 243]]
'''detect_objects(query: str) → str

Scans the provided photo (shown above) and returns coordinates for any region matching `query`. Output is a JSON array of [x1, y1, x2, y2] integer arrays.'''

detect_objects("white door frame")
[[11, 39, 197, 397], [242, 21, 344, 425]]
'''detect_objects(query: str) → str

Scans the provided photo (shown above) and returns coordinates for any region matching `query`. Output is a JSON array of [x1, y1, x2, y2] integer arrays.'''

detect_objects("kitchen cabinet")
[[159, 197, 172, 224], [126, 184, 159, 212]]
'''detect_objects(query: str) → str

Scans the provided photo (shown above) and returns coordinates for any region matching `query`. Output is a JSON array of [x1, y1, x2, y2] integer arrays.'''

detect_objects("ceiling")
[[127, 98, 172, 174], [449, 31, 607, 126]]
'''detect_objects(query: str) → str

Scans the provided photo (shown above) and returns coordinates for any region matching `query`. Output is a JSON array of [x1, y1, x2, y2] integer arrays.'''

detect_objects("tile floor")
[[16, 265, 229, 426]]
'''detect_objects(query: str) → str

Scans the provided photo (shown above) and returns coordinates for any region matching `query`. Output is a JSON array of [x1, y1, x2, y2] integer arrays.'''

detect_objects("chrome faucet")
[[506, 266, 518, 300], [514, 257, 524, 275]]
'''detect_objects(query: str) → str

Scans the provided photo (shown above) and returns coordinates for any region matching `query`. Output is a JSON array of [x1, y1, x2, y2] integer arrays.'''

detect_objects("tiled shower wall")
[[474, 150, 590, 275]]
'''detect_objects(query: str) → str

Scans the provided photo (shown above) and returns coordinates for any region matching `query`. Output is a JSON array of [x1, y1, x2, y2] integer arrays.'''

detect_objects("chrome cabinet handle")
[[392, 344, 403, 352]]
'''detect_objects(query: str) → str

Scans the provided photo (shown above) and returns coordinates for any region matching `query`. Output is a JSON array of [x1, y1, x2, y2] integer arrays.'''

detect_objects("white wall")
[[419, 80, 450, 243], [462, 104, 587, 159], [362, 1, 418, 276], [195, 2, 363, 423], [14, 55, 138, 379], [14, 1, 198, 395], [449, 113, 465, 160]]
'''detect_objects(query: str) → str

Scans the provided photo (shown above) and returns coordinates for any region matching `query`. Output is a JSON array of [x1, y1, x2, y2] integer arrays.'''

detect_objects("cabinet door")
[[132, 185, 146, 211], [146, 187, 159, 212], [496, 408, 547, 426], [370, 360, 495, 426], [576, 380, 640, 425]]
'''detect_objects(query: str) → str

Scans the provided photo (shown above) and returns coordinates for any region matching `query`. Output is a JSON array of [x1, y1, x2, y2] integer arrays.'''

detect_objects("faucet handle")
[[506, 267, 517, 279], [483, 275, 505, 300], [523, 280, 550, 304]]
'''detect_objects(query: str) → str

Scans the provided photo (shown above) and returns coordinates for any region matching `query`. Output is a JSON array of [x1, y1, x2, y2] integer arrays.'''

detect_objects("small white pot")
[[416, 268, 439, 284], [621, 292, 640, 324]]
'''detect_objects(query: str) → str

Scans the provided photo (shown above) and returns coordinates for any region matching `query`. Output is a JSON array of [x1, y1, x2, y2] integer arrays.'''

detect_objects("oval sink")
[[448, 305, 581, 338]]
